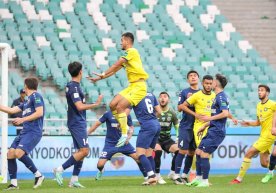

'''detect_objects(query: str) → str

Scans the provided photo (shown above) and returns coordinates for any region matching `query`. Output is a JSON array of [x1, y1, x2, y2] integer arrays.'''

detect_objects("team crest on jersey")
[[264, 108, 268, 111], [167, 116, 171, 121]]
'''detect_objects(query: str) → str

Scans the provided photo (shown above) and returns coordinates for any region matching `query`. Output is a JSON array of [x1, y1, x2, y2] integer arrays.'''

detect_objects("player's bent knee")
[[7, 149, 16, 159], [179, 149, 188, 155], [187, 150, 195, 156], [14, 149, 25, 159], [80, 148, 89, 157]]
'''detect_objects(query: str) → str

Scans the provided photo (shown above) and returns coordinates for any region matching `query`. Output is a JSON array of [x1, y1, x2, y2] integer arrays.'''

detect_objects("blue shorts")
[[178, 129, 196, 151], [136, 120, 160, 149], [10, 133, 41, 154], [69, 127, 89, 149], [100, 143, 136, 160], [198, 128, 225, 154]]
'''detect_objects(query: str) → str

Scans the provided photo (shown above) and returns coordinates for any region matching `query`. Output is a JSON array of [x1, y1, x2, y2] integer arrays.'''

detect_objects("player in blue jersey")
[[54, 62, 103, 188], [173, 70, 200, 184], [186, 74, 230, 187], [88, 109, 147, 180], [0, 77, 45, 190], [133, 93, 162, 185]]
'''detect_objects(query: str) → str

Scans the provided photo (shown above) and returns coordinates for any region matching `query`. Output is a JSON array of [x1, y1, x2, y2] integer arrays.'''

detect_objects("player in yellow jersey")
[[261, 111, 276, 183], [179, 75, 215, 147], [230, 85, 276, 184], [88, 32, 149, 148]]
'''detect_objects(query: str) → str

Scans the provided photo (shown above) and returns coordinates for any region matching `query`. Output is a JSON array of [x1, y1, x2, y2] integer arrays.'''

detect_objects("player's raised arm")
[[74, 94, 103, 111], [87, 121, 102, 135], [87, 58, 125, 83], [0, 104, 22, 115]]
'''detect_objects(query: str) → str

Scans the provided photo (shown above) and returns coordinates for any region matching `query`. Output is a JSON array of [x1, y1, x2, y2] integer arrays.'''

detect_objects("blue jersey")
[[133, 93, 159, 125], [18, 92, 44, 136], [209, 91, 229, 133], [178, 88, 199, 130], [66, 81, 86, 129], [99, 111, 133, 144]]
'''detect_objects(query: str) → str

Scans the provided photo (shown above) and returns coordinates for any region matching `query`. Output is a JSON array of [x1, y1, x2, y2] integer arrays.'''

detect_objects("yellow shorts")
[[193, 124, 208, 147], [253, 137, 274, 153], [119, 81, 147, 106]]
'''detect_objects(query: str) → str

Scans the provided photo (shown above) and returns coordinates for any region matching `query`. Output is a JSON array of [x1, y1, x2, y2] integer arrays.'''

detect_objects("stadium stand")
[[0, 0, 275, 126]]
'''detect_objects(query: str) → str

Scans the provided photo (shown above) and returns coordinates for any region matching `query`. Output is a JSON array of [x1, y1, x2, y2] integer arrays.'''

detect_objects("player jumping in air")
[[187, 74, 230, 187], [54, 62, 103, 188], [154, 92, 179, 184], [231, 85, 276, 184], [0, 77, 45, 190], [88, 32, 149, 148]]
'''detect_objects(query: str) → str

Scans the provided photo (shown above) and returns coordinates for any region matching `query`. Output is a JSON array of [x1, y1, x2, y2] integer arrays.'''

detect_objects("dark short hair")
[[258, 84, 270, 93], [122, 32, 134, 43], [216, 74, 228, 88], [187, 70, 199, 79], [24, 77, 38, 90], [68, 61, 82, 77], [159, 91, 170, 98], [202, 75, 213, 81]]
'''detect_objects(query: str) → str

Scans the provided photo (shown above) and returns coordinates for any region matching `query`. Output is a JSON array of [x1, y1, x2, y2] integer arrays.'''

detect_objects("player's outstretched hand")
[[198, 114, 211, 122], [86, 76, 101, 83], [232, 118, 238, 125], [272, 127, 276, 136], [115, 136, 127, 147], [240, 120, 250, 127], [95, 95, 104, 105], [12, 117, 24, 125]]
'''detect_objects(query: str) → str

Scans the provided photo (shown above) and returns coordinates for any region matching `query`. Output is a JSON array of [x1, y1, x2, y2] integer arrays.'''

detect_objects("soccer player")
[[54, 62, 103, 187], [0, 77, 45, 190], [186, 74, 230, 187], [87, 32, 149, 148], [261, 115, 276, 183], [174, 70, 200, 185], [88, 109, 146, 180], [154, 92, 179, 184], [231, 85, 276, 184], [133, 93, 162, 185]]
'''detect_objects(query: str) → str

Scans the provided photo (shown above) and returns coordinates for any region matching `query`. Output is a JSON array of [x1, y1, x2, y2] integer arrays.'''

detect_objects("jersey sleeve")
[[271, 102, 276, 112], [17, 103, 24, 111], [99, 112, 108, 123], [186, 92, 197, 106], [69, 86, 82, 104], [127, 115, 133, 126], [178, 91, 186, 105], [33, 93, 44, 108], [218, 96, 229, 111], [121, 49, 134, 61]]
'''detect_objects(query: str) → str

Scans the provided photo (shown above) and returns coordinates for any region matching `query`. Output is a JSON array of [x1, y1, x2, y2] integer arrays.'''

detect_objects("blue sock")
[[8, 159, 17, 179], [196, 154, 202, 176], [62, 156, 78, 170], [269, 155, 276, 170], [139, 155, 153, 175], [18, 154, 38, 173], [201, 158, 210, 180], [171, 151, 178, 171], [137, 162, 147, 177], [147, 156, 155, 173], [175, 153, 185, 174], [73, 160, 83, 176], [183, 155, 193, 174]]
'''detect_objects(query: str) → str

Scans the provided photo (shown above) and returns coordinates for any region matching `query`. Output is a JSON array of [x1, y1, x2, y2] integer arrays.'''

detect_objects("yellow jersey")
[[187, 90, 216, 130], [121, 48, 149, 83], [257, 99, 276, 140]]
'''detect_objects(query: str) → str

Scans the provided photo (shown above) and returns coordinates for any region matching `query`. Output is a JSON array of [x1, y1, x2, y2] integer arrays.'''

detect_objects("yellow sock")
[[112, 110, 118, 120], [117, 112, 128, 135], [237, 157, 251, 180], [191, 154, 196, 171]]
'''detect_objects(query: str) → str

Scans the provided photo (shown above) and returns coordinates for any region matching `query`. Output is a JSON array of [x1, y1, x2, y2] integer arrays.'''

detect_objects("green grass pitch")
[[0, 174, 275, 193]]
